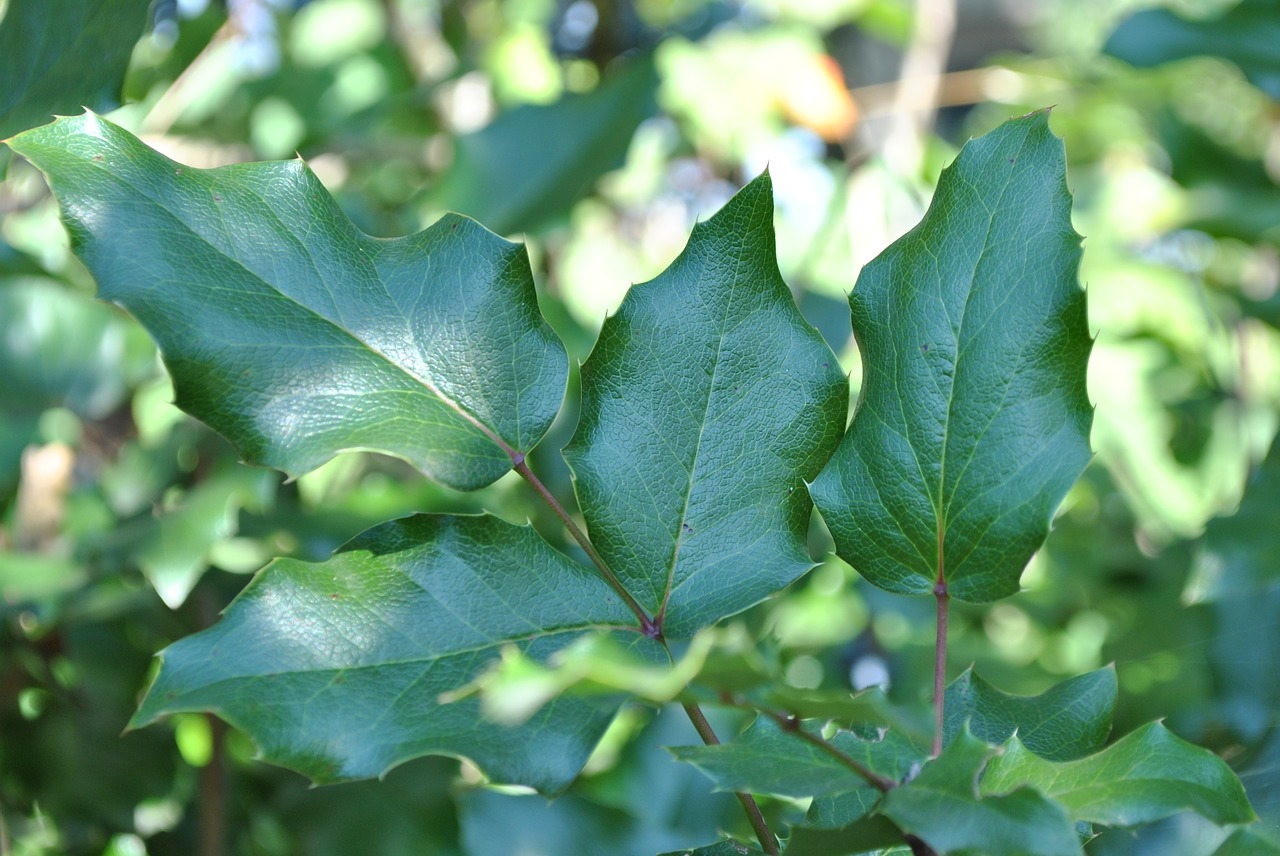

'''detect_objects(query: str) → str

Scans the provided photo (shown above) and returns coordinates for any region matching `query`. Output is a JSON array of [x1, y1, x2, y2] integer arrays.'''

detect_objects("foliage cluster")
[[1, 1, 1279, 855]]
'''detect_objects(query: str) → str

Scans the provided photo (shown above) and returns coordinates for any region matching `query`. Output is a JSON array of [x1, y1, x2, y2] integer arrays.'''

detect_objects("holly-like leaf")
[[944, 667, 1116, 761], [130, 514, 654, 792], [783, 815, 906, 856], [1187, 436, 1280, 602], [980, 722, 1256, 828], [880, 729, 1081, 856], [7, 114, 566, 490], [659, 841, 767, 856], [670, 716, 919, 799], [1104, 0, 1280, 100], [810, 111, 1092, 602], [564, 173, 848, 636], [0, 0, 151, 138]]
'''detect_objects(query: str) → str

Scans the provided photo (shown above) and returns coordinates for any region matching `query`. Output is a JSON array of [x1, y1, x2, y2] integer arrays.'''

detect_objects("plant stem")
[[754, 708, 897, 792], [932, 580, 949, 757], [511, 454, 659, 637], [682, 702, 780, 856]]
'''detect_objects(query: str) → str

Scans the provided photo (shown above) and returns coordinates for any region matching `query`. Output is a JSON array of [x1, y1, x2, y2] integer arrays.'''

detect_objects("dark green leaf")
[[0, 0, 151, 138], [784, 815, 906, 856], [564, 172, 848, 636], [880, 729, 1081, 856], [1187, 436, 1280, 602], [8, 114, 567, 490], [659, 840, 766, 856], [944, 667, 1116, 761], [981, 722, 1257, 828], [131, 514, 652, 792], [670, 716, 919, 799], [810, 111, 1092, 602], [429, 57, 659, 235], [1104, 0, 1280, 99]]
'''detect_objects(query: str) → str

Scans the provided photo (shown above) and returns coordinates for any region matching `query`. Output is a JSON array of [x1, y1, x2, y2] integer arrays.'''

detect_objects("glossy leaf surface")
[[131, 514, 648, 792], [944, 667, 1115, 761], [0, 0, 150, 138], [8, 114, 567, 490], [564, 172, 848, 636], [880, 729, 1080, 856], [811, 112, 1092, 602], [981, 722, 1256, 828]]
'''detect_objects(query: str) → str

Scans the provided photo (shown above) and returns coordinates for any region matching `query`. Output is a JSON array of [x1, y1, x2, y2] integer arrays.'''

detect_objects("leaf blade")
[[563, 173, 848, 635], [130, 514, 647, 792], [981, 722, 1257, 828], [811, 111, 1092, 602], [8, 114, 567, 490]]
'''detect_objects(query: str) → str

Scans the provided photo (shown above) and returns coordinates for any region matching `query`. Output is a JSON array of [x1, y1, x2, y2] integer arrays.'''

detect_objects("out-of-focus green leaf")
[[981, 722, 1256, 828], [944, 667, 1116, 761], [429, 57, 659, 235], [0, 279, 154, 417], [130, 514, 654, 792], [564, 172, 847, 637], [8, 113, 567, 491], [1210, 827, 1280, 856], [137, 467, 277, 608], [811, 111, 1092, 603], [659, 840, 766, 855], [671, 715, 918, 801], [1104, 0, 1280, 99], [0, 0, 151, 138], [784, 815, 908, 856], [0, 552, 86, 601], [1187, 437, 1280, 602], [880, 729, 1081, 856]]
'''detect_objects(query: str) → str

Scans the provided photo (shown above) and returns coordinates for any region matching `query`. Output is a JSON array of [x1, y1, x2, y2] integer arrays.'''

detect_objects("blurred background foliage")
[[1, 0, 1278, 853]]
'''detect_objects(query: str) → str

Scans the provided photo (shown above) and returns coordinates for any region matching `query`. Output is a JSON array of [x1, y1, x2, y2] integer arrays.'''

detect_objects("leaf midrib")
[[934, 129, 1030, 584], [657, 237, 747, 622]]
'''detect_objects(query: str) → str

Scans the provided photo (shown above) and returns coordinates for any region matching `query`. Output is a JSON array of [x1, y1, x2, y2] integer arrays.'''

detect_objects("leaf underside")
[[564, 172, 848, 637], [8, 113, 567, 491], [811, 111, 1093, 603]]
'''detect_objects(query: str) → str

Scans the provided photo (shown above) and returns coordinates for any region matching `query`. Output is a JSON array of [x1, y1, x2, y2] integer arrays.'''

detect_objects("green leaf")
[[1104, 0, 1280, 99], [944, 667, 1116, 761], [0, 0, 151, 138], [130, 514, 653, 792], [659, 841, 766, 856], [1210, 827, 1280, 856], [784, 815, 906, 856], [564, 172, 848, 636], [981, 722, 1257, 828], [429, 57, 659, 235], [880, 729, 1081, 856], [0, 279, 155, 417], [670, 716, 919, 800], [810, 111, 1092, 602], [7, 113, 567, 490], [1186, 436, 1280, 602], [137, 467, 277, 609]]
